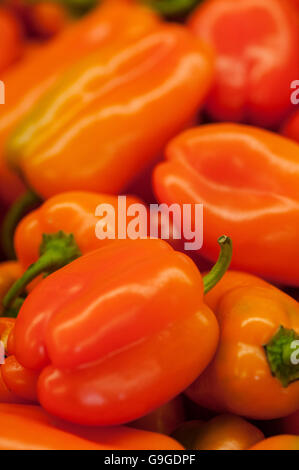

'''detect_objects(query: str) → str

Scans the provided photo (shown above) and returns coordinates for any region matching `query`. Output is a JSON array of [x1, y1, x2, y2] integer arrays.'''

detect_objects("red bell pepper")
[[188, 0, 299, 128]]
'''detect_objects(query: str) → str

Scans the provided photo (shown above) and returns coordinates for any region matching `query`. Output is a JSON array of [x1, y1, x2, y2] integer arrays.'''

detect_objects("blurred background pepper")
[[6, 23, 213, 201], [0, 0, 160, 207], [188, 0, 299, 128], [153, 123, 299, 286]]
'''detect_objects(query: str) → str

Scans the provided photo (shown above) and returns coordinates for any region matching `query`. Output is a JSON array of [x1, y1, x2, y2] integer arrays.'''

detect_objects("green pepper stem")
[[203, 235, 233, 295], [2, 297, 25, 318], [3, 231, 81, 309], [1, 190, 42, 260], [264, 326, 299, 387]]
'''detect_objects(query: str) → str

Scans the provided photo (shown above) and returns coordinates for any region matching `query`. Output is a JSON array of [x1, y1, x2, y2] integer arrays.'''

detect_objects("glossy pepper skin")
[[13, 191, 144, 271], [282, 111, 299, 144], [188, 0, 299, 128], [2, 192, 147, 305], [153, 123, 299, 286], [249, 435, 299, 450], [0, 0, 160, 206], [0, 404, 183, 450], [14, 239, 219, 426], [186, 271, 299, 420], [172, 414, 264, 450], [7, 24, 213, 200]]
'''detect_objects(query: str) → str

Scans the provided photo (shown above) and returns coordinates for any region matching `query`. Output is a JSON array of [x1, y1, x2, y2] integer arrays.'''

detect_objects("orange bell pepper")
[[11, 237, 231, 425], [153, 123, 299, 286], [3, 191, 145, 306], [14, 191, 145, 271], [0, 403, 183, 450], [282, 110, 299, 144], [249, 435, 299, 450], [186, 271, 299, 420], [172, 414, 264, 450], [0, 0, 160, 206], [0, 6, 23, 73], [7, 23, 213, 201], [188, 0, 299, 128]]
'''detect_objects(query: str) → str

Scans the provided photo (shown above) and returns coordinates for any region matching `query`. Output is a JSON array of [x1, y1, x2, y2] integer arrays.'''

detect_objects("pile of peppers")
[[0, 0, 298, 451]]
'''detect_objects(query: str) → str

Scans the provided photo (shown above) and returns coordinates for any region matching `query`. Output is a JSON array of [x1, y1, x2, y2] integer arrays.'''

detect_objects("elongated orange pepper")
[[6, 24, 213, 201], [188, 0, 299, 128], [0, 403, 184, 450], [153, 123, 299, 286], [186, 271, 299, 420], [172, 414, 264, 450], [249, 435, 299, 450], [2, 191, 146, 307], [0, 0, 160, 206], [11, 237, 232, 425]]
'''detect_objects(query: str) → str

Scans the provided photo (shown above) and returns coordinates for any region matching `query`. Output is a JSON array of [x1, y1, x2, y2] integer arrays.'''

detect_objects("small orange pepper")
[[3, 191, 146, 305], [186, 271, 299, 420]]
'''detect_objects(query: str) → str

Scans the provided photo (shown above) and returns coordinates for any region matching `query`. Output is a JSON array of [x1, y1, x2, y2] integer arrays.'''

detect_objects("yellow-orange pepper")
[[0, 0, 160, 206], [7, 23, 213, 200], [186, 271, 299, 420]]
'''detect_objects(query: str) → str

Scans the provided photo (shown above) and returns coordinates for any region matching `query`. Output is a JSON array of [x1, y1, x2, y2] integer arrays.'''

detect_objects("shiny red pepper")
[[188, 0, 299, 128]]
